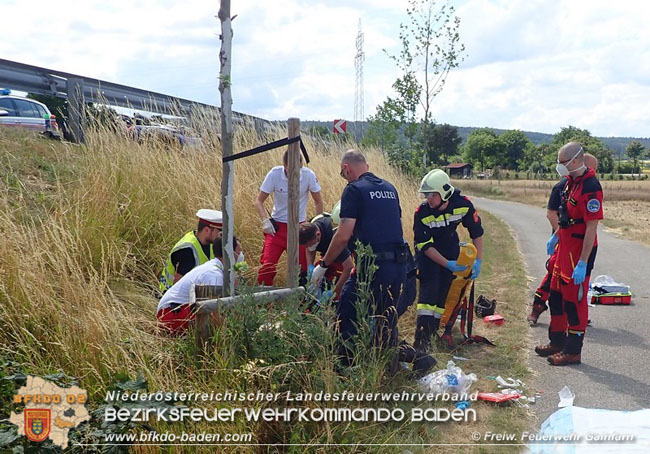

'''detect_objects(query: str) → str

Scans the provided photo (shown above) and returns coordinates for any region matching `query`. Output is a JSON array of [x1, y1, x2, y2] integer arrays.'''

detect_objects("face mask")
[[307, 240, 319, 251], [556, 147, 584, 177], [236, 252, 245, 263], [555, 162, 570, 177]]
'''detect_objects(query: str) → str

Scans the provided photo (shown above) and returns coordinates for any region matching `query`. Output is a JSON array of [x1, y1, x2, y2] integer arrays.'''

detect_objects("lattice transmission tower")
[[354, 19, 365, 141]]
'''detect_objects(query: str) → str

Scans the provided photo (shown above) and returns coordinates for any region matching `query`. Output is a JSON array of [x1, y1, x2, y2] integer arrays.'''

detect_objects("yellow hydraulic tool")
[[440, 242, 477, 326]]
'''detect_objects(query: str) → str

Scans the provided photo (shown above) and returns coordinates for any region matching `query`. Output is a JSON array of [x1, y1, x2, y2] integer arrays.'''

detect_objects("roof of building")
[[444, 163, 473, 169]]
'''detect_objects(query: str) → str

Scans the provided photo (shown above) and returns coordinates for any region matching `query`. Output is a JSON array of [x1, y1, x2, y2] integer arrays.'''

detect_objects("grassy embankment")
[[0, 123, 530, 453], [458, 178, 650, 246]]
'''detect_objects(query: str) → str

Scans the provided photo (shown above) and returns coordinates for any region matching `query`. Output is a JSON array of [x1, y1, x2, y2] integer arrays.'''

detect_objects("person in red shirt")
[[535, 142, 603, 366]]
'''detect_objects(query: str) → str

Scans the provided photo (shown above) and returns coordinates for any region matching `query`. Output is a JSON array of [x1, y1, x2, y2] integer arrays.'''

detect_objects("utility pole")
[[219, 0, 235, 296]]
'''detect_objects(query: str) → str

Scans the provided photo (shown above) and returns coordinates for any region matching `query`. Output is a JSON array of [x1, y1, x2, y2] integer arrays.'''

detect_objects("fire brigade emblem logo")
[[24, 409, 51, 442], [587, 199, 600, 213]]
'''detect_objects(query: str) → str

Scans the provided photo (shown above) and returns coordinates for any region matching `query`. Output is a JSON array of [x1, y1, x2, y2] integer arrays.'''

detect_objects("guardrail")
[[0, 58, 270, 142]]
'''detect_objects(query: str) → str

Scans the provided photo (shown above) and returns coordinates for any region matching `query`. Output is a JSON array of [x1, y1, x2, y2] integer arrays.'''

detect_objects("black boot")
[[414, 315, 440, 352], [564, 332, 585, 355]]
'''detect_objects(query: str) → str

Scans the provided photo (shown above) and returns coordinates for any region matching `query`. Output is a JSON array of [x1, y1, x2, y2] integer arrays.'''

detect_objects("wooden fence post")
[[286, 118, 301, 286]]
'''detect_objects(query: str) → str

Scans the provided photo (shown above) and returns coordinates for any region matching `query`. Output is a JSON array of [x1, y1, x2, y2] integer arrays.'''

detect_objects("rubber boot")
[[414, 315, 440, 352], [438, 326, 455, 350]]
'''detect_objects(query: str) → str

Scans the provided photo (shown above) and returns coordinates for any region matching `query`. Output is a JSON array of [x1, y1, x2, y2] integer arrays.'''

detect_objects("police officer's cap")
[[196, 209, 223, 228]]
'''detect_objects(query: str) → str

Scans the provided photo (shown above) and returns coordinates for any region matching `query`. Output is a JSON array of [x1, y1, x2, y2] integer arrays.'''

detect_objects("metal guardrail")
[[0, 58, 213, 113], [0, 58, 272, 141]]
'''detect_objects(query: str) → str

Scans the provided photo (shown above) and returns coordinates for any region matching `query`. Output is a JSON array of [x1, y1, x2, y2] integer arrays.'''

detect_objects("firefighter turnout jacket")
[[414, 189, 484, 275]]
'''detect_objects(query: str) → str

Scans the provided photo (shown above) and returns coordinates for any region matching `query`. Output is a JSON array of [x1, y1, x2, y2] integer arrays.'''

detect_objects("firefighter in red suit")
[[535, 142, 603, 366]]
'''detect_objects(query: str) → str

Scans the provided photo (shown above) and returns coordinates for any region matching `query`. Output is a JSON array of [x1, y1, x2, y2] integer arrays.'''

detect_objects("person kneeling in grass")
[[156, 234, 243, 335]]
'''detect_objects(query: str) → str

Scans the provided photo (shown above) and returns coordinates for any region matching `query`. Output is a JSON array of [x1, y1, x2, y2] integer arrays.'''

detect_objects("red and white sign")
[[333, 119, 347, 134]]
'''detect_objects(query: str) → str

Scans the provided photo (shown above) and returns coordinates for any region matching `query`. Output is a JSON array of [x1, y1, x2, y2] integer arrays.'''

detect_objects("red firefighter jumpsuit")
[[548, 167, 603, 355]]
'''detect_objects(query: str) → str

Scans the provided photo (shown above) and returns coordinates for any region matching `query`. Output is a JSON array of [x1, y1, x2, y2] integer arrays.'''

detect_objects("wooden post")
[[66, 78, 85, 144], [218, 0, 235, 297], [286, 118, 301, 286], [192, 285, 223, 351]]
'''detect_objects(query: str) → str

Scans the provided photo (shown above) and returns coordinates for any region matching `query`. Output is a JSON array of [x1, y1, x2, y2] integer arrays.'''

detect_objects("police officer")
[[413, 169, 484, 351], [528, 153, 598, 324], [311, 150, 408, 367], [159, 209, 223, 294], [536, 143, 603, 366]]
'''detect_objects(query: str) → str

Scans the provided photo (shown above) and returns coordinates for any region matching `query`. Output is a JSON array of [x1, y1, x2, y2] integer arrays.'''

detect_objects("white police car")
[[0, 89, 61, 139]]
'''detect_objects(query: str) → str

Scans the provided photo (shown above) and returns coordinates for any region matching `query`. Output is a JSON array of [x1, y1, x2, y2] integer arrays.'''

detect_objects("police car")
[[0, 89, 61, 139]]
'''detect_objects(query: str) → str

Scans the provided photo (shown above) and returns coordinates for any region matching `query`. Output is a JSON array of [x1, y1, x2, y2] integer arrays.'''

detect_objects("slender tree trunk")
[[219, 0, 235, 296]]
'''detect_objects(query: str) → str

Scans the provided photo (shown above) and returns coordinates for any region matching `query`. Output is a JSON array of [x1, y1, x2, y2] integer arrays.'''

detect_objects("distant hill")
[[301, 121, 650, 157]]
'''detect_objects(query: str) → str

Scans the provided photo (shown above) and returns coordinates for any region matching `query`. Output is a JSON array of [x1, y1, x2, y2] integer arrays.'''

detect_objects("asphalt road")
[[472, 196, 650, 424]]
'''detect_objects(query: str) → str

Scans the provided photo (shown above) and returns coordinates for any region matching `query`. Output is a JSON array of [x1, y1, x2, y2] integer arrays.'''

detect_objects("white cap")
[[196, 209, 223, 228]]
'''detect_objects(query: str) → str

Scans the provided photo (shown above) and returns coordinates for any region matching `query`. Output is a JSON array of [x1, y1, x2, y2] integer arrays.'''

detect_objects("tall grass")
[[0, 121, 531, 452], [0, 119, 427, 450]]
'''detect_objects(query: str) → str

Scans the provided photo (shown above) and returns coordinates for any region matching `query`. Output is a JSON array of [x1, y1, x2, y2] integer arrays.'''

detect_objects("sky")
[[2, 0, 650, 137]]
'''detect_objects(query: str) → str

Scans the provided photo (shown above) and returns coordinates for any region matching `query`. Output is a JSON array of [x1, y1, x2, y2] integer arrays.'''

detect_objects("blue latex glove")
[[572, 260, 587, 285], [446, 260, 468, 273], [470, 258, 482, 280], [547, 233, 558, 255], [319, 289, 334, 302], [307, 264, 315, 280]]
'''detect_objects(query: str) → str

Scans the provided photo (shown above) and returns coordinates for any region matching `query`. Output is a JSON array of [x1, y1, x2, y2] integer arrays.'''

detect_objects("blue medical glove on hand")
[[470, 259, 482, 280], [446, 260, 468, 273], [572, 260, 587, 285], [319, 289, 334, 302], [547, 233, 558, 255], [307, 264, 315, 280]]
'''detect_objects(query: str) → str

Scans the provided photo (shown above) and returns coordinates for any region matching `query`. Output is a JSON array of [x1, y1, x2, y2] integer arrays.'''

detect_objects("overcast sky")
[[2, 0, 649, 137]]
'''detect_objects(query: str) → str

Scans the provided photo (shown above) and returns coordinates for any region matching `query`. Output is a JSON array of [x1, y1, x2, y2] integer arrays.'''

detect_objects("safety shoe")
[[547, 352, 581, 366], [527, 303, 547, 325], [438, 332, 455, 350], [534, 343, 563, 357]]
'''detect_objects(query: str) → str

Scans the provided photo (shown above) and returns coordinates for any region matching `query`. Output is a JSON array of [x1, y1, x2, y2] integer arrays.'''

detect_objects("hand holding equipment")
[[470, 258, 482, 280], [446, 260, 468, 273]]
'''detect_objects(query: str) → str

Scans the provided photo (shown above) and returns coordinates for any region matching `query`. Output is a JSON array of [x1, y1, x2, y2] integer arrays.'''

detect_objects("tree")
[[550, 126, 614, 173], [625, 140, 645, 176], [366, 0, 464, 168], [420, 123, 462, 164], [462, 128, 505, 171], [499, 130, 532, 170], [387, 0, 465, 127], [364, 72, 427, 176], [521, 143, 554, 174]]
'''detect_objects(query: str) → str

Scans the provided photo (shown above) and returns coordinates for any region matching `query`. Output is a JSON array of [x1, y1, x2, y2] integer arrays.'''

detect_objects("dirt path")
[[472, 196, 650, 425]]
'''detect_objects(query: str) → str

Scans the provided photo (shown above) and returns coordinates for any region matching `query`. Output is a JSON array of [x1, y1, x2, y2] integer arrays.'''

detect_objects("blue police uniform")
[[337, 172, 408, 365]]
